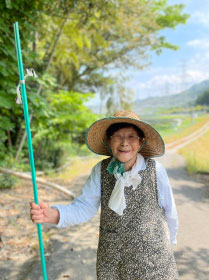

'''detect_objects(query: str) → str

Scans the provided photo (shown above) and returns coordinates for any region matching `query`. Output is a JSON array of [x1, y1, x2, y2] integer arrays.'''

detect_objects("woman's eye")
[[116, 135, 122, 141], [128, 136, 135, 140]]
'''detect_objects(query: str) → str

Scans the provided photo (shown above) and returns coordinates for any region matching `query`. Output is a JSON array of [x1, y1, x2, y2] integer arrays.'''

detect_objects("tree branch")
[[0, 167, 75, 198]]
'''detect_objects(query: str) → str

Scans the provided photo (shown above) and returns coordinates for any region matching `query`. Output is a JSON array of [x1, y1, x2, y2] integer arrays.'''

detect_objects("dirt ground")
[[0, 152, 209, 280]]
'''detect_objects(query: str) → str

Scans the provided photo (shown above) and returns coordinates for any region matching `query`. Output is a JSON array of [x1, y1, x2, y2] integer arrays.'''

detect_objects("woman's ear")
[[107, 140, 112, 150], [106, 137, 111, 145]]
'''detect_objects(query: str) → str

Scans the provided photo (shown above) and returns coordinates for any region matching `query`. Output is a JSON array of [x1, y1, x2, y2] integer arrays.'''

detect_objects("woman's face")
[[108, 127, 144, 171]]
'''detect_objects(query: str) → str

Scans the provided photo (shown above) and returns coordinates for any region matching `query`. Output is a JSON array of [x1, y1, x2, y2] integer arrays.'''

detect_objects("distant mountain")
[[134, 79, 209, 113], [87, 79, 209, 115]]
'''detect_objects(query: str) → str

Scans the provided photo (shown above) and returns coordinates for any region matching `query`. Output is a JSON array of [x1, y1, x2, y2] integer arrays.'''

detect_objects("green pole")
[[13, 22, 48, 280]]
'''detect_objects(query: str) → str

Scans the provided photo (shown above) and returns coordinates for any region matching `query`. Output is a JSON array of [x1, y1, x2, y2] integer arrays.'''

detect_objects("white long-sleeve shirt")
[[54, 157, 178, 244]]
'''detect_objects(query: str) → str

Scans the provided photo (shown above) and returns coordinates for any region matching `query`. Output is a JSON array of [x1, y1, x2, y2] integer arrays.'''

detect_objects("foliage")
[[31, 90, 97, 170], [41, 0, 189, 110], [0, 0, 189, 173], [196, 88, 209, 106], [0, 148, 19, 189], [0, 174, 17, 189], [100, 74, 135, 115], [0, 0, 46, 167]]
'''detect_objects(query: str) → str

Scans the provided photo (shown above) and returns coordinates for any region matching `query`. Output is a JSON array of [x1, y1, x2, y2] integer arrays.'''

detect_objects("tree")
[[0, 0, 189, 170], [196, 89, 209, 106], [38, 0, 189, 114], [0, 0, 45, 165], [42, 0, 189, 94], [0, 0, 97, 168]]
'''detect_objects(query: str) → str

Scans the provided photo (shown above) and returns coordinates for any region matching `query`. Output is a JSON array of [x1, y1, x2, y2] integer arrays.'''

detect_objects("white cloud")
[[187, 39, 209, 49], [204, 51, 209, 59], [187, 69, 209, 82], [191, 11, 209, 28], [130, 74, 182, 99], [137, 74, 180, 90], [188, 51, 209, 71], [130, 66, 209, 100]]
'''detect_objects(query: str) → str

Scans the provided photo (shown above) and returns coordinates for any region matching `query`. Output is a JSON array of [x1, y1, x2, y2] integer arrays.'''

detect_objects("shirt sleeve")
[[53, 161, 102, 228], [156, 160, 179, 245]]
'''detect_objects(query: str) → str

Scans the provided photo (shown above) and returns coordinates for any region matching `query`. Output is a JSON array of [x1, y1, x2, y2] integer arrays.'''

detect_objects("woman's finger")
[[31, 213, 44, 219], [39, 201, 49, 209], [31, 213, 44, 222], [30, 202, 40, 210], [31, 209, 43, 215]]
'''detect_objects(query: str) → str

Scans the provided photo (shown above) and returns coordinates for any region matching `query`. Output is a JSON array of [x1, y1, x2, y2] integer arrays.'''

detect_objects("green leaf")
[[0, 96, 14, 109], [5, 0, 12, 9], [84, 36, 91, 49], [0, 129, 7, 140], [0, 68, 10, 77], [0, 116, 15, 130], [75, 35, 84, 49], [0, 91, 15, 109]]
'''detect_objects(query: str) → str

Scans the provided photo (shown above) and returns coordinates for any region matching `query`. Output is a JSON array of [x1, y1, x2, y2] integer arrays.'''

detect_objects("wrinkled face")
[[108, 127, 144, 170]]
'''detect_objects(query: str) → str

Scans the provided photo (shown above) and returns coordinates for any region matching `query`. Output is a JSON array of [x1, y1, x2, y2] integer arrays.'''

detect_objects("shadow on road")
[[175, 247, 209, 279], [166, 166, 209, 206], [17, 212, 100, 280]]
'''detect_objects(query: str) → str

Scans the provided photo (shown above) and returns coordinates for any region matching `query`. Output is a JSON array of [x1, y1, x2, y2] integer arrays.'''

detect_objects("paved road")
[[159, 152, 209, 280], [24, 152, 209, 280]]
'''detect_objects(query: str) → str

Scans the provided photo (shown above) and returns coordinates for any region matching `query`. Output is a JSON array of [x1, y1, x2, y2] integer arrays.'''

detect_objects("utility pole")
[[180, 59, 190, 115]]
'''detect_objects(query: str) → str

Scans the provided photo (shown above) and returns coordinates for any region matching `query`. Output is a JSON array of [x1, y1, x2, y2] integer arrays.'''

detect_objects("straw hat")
[[86, 111, 165, 158]]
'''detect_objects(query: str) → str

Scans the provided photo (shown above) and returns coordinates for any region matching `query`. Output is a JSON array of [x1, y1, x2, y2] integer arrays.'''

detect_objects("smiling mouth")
[[118, 150, 131, 153]]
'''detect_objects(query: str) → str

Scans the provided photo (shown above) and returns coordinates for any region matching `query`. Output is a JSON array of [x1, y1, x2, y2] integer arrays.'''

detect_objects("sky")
[[127, 0, 209, 100], [88, 0, 209, 106]]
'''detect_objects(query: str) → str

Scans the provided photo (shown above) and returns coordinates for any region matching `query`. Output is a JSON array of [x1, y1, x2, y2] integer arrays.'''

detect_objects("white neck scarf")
[[108, 153, 143, 215]]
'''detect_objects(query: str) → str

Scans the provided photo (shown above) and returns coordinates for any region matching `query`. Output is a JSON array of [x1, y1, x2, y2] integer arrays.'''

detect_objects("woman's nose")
[[120, 136, 129, 145]]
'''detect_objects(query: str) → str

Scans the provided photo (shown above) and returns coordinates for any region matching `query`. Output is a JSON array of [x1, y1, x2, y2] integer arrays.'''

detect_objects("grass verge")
[[163, 115, 209, 144], [179, 129, 209, 174], [48, 155, 104, 183]]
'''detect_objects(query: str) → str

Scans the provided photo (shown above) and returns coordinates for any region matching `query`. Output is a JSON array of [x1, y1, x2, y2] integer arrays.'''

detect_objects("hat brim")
[[86, 116, 165, 158]]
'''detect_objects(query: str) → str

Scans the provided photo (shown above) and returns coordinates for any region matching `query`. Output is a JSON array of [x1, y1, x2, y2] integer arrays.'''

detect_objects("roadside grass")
[[48, 155, 104, 183], [144, 114, 184, 136], [144, 114, 207, 141], [144, 114, 208, 144], [147, 113, 209, 174], [32, 230, 56, 253], [162, 115, 209, 144], [179, 129, 209, 174]]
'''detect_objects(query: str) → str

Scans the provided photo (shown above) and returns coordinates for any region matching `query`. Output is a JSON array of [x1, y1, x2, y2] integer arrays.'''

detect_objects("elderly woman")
[[30, 111, 179, 280]]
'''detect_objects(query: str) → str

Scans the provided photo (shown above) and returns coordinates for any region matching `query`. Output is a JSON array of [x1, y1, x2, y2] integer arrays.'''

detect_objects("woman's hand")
[[30, 201, 60, 225]]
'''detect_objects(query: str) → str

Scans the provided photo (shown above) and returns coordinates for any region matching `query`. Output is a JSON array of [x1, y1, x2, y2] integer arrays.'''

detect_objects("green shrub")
[[0, 173, 17, 189]]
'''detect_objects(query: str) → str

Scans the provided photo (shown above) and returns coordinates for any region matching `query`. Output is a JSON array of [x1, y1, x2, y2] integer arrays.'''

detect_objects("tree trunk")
[[7, 130, 12, 147]]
